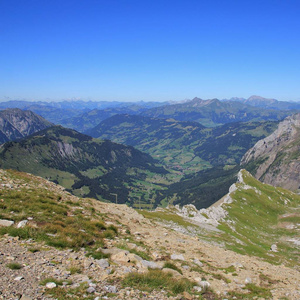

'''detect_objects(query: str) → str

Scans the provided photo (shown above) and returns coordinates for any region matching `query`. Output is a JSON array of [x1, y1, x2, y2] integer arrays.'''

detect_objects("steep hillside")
[[141, 97, 292, 127], [242, 113, 300, 191], [0, 108, 53, 144], [0, 126, 167, 206], [155, 165, 240, 209], [0, 169, 299, 299], [143, 170, 300, 269], [60, 105, 147, 132], [88, 114, 278, 176]]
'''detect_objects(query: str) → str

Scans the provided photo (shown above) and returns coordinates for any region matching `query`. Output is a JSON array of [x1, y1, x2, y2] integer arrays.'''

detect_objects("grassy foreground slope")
[[140, 170, 300, 268], [217, 170, 300, 267], [1, 168, 299, 299]]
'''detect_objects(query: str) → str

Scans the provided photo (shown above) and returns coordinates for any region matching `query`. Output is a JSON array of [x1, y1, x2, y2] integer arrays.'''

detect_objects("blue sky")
[[1, 0, 300, 102]]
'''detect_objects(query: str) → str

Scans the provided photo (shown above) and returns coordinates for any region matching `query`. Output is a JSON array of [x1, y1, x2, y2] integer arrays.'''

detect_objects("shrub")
[[6, 262, 22, 270], [122, 269, 195, 295]]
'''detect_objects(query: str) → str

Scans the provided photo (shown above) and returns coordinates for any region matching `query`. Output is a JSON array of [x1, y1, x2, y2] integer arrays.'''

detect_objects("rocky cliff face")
[[0, 108, 53, 144], [241, 113, 300, 191]]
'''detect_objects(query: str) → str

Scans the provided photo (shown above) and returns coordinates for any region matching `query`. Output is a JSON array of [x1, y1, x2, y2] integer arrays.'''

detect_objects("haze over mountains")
[[0, 95, 299, 209], [0, 95, 299, 129]]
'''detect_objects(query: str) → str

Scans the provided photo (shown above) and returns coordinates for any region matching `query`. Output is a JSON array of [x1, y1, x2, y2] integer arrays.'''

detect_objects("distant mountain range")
[[141, 97, 295, 127], [1, 96, 299, 129], [0, 100, 167, 125], [0, 100, 299, 209], [224, 95, 300, 110], [0, 108, 53, 144]]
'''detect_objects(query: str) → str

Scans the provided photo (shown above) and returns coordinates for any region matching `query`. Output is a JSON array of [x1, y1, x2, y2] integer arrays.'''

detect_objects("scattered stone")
[[95, 258, 110, 269], [170, 254, 185, 261], [111, 251, 142, 264], [72, 274, 90, 283], [105, 285, 118, 293], [139, 260, 162, 269], [270, 244, 278, 252], [86, 286, 96, 293], [233, 262, 244, 268], [0, 219, 14, 227], [245, 277, 252, 284], [193, 286, 202, 292], [193, 258, 203, 267], [46, 282, 57, 289], [197, 280, 210, 291], [17, 220, 28, 228], [14, 276, 24, 281]]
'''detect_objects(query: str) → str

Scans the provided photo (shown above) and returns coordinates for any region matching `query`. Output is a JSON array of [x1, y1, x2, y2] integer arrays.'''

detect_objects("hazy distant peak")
[[247, 95, 278, 103]]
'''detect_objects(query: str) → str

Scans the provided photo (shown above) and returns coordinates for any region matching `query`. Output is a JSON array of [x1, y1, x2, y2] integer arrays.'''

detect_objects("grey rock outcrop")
[[241, 113, 300, 191], [0, 219, 14, 227], [0, 108, 53, 144]]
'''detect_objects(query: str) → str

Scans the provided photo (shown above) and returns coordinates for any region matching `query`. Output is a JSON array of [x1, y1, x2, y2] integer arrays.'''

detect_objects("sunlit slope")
[[216, 170, 300, 266], [0, 126, 167, 206]]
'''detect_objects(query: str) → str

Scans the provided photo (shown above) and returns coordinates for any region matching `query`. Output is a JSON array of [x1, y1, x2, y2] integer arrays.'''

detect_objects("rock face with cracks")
[[241, 113, 300, 191]]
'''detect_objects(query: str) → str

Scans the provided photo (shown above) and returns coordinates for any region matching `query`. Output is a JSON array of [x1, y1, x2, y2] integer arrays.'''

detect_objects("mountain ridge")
[[242, 113, 300, 191], [0, 125, 167, 206], [0, 108, 53, 144]]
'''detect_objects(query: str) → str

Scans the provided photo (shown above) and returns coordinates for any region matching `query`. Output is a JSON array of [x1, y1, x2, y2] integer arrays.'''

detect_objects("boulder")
[[170, 254, 185, 261], [270, 244, 278, 252], [17, 220, 28, 228], [196, 280, 210, 291], [0, 219, 14, 227], [193, 259, 203, 267], [95, 258, 110, 269], [111, 251, 142, 264], [46, 282, 57, 289], [139, 260, 163, 269]]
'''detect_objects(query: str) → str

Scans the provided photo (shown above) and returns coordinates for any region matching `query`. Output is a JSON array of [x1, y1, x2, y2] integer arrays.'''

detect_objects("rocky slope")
[[143, 170, 300, 269], [241, 113, 300, 191], [1, 169, 299, 299], [0, 108, 53, 144]]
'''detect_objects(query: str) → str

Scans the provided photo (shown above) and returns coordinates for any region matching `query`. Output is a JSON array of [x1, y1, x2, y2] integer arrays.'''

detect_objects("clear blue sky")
[[1, 0, 300, 102]]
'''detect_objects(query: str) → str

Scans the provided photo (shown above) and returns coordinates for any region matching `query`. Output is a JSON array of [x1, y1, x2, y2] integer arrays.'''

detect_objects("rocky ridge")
[[241, 113, 300, 191], [0, 169, 299, 299], [0, 108, 53, 144]]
